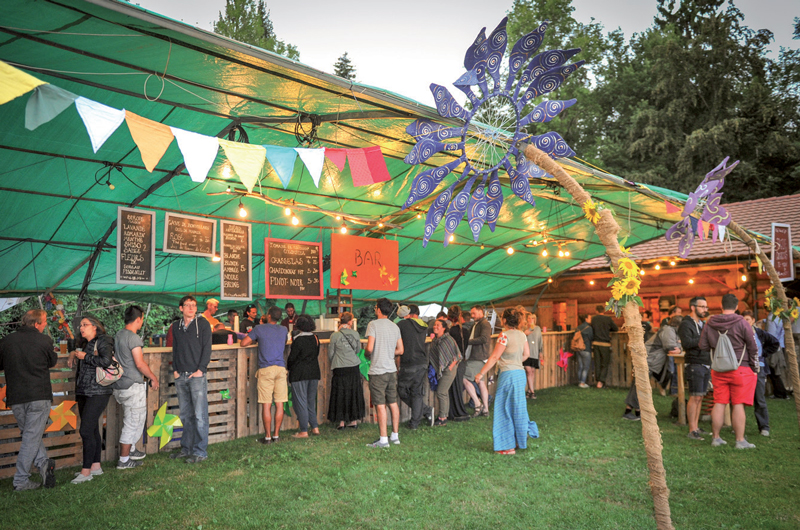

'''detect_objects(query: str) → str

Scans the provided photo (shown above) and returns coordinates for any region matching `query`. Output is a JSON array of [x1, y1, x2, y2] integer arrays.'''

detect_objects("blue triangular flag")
[[264, 145, 298, 189], [25, 84, 78, 130]]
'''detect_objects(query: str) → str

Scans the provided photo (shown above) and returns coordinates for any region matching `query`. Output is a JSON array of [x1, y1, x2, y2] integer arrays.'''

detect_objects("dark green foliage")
[[213, 0, 299, 60], [333, 52, 357, 81]]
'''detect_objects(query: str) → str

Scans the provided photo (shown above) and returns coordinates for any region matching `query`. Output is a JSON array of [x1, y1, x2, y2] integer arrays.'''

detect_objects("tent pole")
[[522, 143, 674, 530], [75, 122, 239, 317]]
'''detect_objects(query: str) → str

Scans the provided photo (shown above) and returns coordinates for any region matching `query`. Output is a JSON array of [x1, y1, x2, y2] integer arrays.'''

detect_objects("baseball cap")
[[397, 305, 410, 318]]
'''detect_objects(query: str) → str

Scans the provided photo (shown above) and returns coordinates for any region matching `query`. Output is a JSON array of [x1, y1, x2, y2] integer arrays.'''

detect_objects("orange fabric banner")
[[330, 233, 399, 291], [125, 111, 174, 172]]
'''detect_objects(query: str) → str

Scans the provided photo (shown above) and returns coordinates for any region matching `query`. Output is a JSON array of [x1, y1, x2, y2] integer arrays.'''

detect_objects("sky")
[[130, 0, 798, 105]]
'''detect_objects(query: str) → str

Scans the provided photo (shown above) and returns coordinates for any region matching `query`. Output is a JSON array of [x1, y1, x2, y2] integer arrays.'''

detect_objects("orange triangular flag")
[[125, 111, 174, 172], [701, 220, 711, 240]]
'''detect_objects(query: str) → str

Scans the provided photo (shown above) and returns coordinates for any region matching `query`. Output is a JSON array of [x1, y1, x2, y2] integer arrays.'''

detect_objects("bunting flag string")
[[2, 60, 393, 192]]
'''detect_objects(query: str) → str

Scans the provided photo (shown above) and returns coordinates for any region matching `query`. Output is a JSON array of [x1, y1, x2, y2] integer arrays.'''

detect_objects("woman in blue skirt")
[[475, 308, 538, 455]]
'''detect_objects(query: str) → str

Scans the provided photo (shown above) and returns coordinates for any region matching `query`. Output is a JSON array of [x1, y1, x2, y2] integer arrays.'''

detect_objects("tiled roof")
[[571, 194, 800, 271]]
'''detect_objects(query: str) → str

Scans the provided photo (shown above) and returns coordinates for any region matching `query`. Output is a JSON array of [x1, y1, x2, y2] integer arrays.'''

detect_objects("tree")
[[213, 0, 299, 60], [333, 52, 356, 81]]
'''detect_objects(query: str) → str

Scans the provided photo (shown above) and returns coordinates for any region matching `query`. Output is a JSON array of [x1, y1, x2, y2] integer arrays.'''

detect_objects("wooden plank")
[[236, 348, 248, 438], [144, 352, 162, 454]]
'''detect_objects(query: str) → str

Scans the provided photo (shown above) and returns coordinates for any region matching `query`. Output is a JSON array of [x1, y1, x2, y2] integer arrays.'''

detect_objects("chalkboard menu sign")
[[116, 206, 156, 286], [265, 238, 323, 300], [163, 212, 216, 257], [220, 220, 252, 301]]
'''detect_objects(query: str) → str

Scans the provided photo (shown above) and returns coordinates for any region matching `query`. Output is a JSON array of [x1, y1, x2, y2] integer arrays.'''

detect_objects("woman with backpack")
[[70, 314, 115, 484], [327, 312, 365, 430]]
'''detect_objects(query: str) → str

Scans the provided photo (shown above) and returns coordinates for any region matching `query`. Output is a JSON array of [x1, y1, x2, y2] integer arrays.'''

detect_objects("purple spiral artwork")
[[403, 17, 583, 246], [664, 157, 739, 258]]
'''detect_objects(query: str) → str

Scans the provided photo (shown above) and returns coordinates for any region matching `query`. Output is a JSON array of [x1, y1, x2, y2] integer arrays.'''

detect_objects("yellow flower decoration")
[[791, 308, 799, 320], [582, 198, 601, 224], [773, 309, 782, 317], [618, 277, 641, 297], [794, 297, 800, 306], [766, 286, 774, 296], [619, 243, 631, 255], [617, 258, 639, 277], [611, 282, 625, 301]]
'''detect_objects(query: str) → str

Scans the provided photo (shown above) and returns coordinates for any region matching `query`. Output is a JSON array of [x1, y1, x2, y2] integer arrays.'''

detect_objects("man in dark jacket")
[[464, 305, 492, 416], [171, 295, 212, 463], [397, 304, 431, 429], [678, 296, 710, 440], [591, 305, 618, 388], [699, 293, 759, 449], [743, 311, 779, 437], [0, 310, 57, 490]]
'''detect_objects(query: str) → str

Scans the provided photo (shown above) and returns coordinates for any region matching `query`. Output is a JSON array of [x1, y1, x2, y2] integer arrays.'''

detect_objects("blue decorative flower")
[[404, 18, 584, 247]]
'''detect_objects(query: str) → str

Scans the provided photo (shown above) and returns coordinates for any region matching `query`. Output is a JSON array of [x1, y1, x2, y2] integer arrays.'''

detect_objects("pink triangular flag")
[[325, 148, 347, 171], [665, 200, 681, 214], [346, 148, 372, 187], [712, 223, 719, 242], [363, 146, 391, 184]]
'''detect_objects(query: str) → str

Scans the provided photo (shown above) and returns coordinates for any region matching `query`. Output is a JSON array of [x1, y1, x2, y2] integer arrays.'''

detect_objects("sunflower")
[[766, 286, 774, 296], [791, 308, 799, 320], [617, 277, 641, 297], [582, 198, 601, 224], [773, 308, 783, 318], [617, 258, 639, 277], [619, 243, 631, 255], [794, 297, 800, 306], [611, 282, 625, 301]]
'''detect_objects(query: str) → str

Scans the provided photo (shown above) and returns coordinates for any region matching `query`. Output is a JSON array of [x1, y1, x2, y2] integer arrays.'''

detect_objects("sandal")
[[346, 423, 358, 429], [495, 449, 516, 455], [292, 432, 309, 439]]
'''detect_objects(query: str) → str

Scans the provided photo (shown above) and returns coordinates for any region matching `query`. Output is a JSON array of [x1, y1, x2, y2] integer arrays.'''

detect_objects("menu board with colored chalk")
[[220, 220, 252, 301], [163, 212, 216, 257], [116, 206, 156, 285], [265, 238, 323, 299]]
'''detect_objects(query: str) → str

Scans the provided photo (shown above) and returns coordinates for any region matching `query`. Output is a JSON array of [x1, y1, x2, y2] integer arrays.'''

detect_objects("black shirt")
[[591, 315, 618, 343], [286, 334, 321, 383], [0, 326, 56, 405]]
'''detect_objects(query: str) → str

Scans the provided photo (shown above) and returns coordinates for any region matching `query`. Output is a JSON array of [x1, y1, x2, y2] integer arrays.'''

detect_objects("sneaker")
[[760, 429, 770, 437], [578, 383, 590, 389], [258, 437, 272, 445], [169, 451, 190, 460], [13, 480, 41, 492], [116, 459, 143, 470], [687, 430, 704, 441], [186, 455, 208, 464], [40, 458, 56, 489], [70, 473, 93, 485], [735, 440, 756, 450], [622, 412, 640, 421], [406, 421, 418, 430], [433, 418, 447, 427], [697, 428, 710, 435], [74, 468, 103, 476], [711, 437, 727, 447], [390, 436, 401, 445], [129, 448, 146, 461], [366, 439, 389, 449]]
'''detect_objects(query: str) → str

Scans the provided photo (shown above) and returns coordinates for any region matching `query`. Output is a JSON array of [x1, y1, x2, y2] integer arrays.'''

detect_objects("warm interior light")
[[222, 166, 231, 179], [291, 216, 299, 226], [507, 247, 514, 255], [378, 222, 384, 227], [655, 264, 661, 270], [340, 224, 347, 234], [688, 278, 694, 284], [542, 248, 548, 257], [589, 280, 595, 285], [238, 202, 247, 218], [558, 250, 564, 257], [741, 274, 747, 281], [532, 240, 538, 246], [284, 207, 292, 216], [212, 255, 221, 262], [564, 250, 570, 257], [640, 269, 645, 276], [670, 260, 676, 266], [416, 213, 422, 219], [547, 277, 553, 283]]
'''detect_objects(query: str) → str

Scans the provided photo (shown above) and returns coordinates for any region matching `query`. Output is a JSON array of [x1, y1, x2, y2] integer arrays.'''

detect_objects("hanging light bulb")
[[532, 240, 538, 246], [507, 247, 514, 255], [291, 216, 299, 226], [558, 248, 564, 257], [226, 185, 231, 192], [378, 222, 384, 228], [416, 213, 422, 219], [564, 250, 570, 257], [670, 260, 676, 266], [741, 273, 747, 282], [480, 245, 485, 249], [542, 248, 548, 257], [284, 207, 292, 216], [640, 269, 645, 276], [543, 238, 548, 244], [335, 215, 341, 221], [688, 278, 695, 284], [589, 280, 595, 285], [238, 201, 247, 218], [448, 234, 455, 243], [340, 224, 348, 234], [107, 180, 115, 191], [655, 264, 661, 270], [547, 277, 553, 283]]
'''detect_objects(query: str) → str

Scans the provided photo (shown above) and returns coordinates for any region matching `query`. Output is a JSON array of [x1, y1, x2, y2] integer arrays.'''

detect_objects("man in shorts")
[[365, 298, 403, 448], [699, 293, 759, 449], [678, 296, 710, 440], [241, 306, 289, 444]]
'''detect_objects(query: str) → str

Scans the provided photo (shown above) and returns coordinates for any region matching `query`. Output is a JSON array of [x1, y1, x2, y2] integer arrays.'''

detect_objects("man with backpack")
[[699, 294, 759, 449]]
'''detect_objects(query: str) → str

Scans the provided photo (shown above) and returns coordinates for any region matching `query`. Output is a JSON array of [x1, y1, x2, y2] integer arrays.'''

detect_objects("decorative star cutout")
[[388, 275, 396, 285], [556, 347, 572, 372], [46, 400, 77, 431], [220, 389, 230, 400], [147, 402, 183, 449], [351, 270, 358, 278], [378, 265, 388, 278], [340, 269, 350, 286]]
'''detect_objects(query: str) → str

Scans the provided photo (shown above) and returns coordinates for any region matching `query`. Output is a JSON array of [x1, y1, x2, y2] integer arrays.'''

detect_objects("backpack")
[[570, 329, 585, 353], [711, 330, 745, 373]]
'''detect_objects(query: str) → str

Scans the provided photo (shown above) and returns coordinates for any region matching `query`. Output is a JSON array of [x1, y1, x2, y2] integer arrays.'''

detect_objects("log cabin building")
[[505, 194, 800, 331]]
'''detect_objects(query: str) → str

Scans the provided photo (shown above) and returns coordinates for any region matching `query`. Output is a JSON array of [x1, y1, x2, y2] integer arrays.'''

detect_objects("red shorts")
[[711, 367, 757, 406]]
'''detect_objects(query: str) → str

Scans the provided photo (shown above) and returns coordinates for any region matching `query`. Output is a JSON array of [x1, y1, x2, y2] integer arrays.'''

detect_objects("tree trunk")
[[727, 220, 800, 430], [523, 144, 674, 530]]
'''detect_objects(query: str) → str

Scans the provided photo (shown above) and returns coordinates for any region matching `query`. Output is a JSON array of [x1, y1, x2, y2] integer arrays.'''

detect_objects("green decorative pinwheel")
[[147, 402, 183, 449]]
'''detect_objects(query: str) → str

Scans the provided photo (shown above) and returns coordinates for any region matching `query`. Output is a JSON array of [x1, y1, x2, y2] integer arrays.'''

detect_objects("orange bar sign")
[[330, 234, 399, 291]]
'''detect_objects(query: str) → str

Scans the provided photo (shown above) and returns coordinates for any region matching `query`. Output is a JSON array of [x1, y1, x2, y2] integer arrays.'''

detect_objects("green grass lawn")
[[2, 386, 799, 529]]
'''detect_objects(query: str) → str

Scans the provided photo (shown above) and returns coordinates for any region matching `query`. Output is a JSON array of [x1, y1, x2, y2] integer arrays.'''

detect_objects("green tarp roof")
[[0, 0, 687, 310]]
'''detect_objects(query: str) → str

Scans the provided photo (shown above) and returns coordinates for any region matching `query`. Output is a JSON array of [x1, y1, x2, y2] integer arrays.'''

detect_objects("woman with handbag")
[[327, 312, 365, 429], [70, 314, 115, 484]]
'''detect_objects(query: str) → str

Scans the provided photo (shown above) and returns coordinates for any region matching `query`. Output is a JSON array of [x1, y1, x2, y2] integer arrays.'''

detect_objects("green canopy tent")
[[0, 0, 688, 313]]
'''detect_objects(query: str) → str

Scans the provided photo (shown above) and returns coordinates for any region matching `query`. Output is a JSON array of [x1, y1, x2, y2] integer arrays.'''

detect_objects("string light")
[[640, 269, 645, 276], [741, 274, 747, 282], [416, 213, 422, 219], [507, 247, 514, 255], [655, 264, 661, 270], [291, 216, 299, 226], [340, 224, 348, 234], [373, 189, 381, 197], [284, 207, 292, 216], [589, 280, 595, 285], [541, 247, 548, 257], [238, 201, 247, 218], [688, 278, 694, 284], [335, 215, 341, 220], [547, 277, 553, 283], [449, 234, 455, 242], [564, 250, 570, 257], [532, 240, 538, 246], [378, 223, 384, 227], [670, 260, 676, 266]]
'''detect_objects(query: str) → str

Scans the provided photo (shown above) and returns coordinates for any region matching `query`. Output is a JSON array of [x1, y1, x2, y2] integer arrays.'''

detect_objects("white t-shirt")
[[366, 318, 401, 375]]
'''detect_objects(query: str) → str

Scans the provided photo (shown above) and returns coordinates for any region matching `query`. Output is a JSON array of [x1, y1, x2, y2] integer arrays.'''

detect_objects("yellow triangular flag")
[[218, 138, 266, 193], [0, 61, 46, 105], [125, 111, 174, 172]]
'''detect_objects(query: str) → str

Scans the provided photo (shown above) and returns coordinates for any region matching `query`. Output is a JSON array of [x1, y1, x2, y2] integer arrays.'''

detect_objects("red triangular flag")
[[346, 148, 372, 187], [325, 148, 347, 171], [665, 200, 681, 214], [363, 146, 391, 185]]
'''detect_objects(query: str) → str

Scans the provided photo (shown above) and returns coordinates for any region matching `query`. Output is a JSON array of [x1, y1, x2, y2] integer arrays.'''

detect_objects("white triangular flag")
[[170, 127, 220, 183], [74, 97, 125, 153], [294, 147, 326, 187], [718, 225, 726, 241]]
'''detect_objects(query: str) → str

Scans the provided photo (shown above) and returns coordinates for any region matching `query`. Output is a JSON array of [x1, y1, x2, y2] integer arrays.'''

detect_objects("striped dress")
[[492, 329, 539, 451]]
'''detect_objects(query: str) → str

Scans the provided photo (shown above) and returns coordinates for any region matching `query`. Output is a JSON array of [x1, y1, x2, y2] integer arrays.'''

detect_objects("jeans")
[[435, 364, 457, 419], [291, 379, 319, 432], [11, 400, 51, 487], [593, 345, 611, 384], [753, 370, 769, 431], [397, 364, 427, 427], [175, 373, 209, 458], [575, 350, 591, 383], [77, 394, 111, 469]]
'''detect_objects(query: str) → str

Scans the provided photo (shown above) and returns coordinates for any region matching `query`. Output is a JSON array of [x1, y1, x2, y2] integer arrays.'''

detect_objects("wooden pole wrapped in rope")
[[522, 142, 674, 530], [727, 220, 800, 431]]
